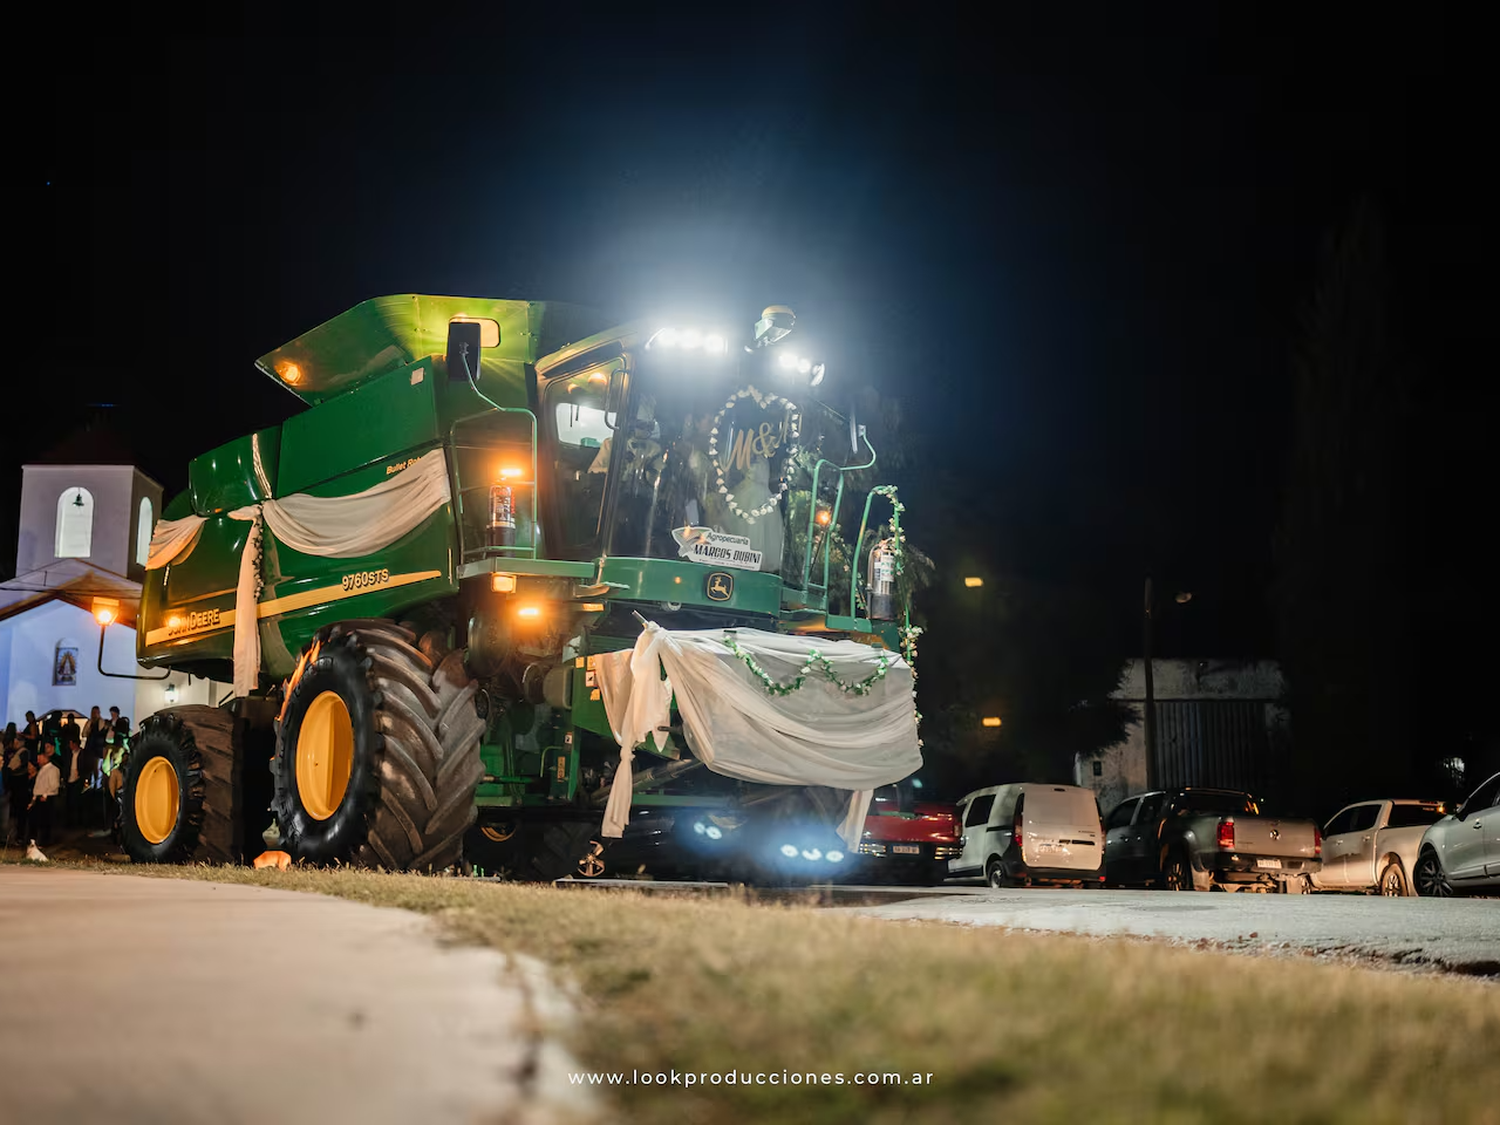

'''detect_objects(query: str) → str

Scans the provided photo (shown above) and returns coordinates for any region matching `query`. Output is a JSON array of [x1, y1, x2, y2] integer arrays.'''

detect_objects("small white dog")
[[25, 839, 49, 863]]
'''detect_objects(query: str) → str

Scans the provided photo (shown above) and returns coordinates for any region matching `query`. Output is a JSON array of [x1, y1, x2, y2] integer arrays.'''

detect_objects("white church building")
[[0, 439, 229, 727]]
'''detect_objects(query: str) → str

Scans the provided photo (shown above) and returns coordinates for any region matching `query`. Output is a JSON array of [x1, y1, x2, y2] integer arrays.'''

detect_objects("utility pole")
[[1143, 576, 1155, 791]]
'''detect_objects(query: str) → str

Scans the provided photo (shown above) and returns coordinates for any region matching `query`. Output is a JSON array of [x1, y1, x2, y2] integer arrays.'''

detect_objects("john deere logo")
[[706, 571, 734, 602]]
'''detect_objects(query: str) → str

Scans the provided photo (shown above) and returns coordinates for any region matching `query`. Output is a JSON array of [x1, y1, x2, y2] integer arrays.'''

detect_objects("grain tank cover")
[[256, 294, 606, 406]]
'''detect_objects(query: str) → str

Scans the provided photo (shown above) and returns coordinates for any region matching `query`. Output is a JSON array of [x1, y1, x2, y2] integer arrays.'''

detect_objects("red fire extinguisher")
[[868, 538, 896, 621], [488, 484, 516, 548]]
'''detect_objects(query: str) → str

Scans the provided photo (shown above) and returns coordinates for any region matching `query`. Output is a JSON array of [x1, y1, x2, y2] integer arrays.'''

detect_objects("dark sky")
[[17, 6, 1489, 660]]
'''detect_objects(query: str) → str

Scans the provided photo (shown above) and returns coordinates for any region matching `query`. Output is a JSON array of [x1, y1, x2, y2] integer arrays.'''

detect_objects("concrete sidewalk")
[[0, 869, 596, 1124]]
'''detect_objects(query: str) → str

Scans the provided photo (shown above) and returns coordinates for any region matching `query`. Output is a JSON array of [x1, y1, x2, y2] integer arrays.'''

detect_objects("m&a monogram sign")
[[707, 385, 801, 524]]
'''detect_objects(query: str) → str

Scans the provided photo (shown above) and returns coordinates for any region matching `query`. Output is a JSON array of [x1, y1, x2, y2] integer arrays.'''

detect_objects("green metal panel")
[[162, 489, 194, 520], [598, 557, 783, 616], [188, 428, 282, 515], [137, 514, 252, 665], [256, 504, 458, 679], [276, 362, 441, 495], [256, 294, 608, 407]]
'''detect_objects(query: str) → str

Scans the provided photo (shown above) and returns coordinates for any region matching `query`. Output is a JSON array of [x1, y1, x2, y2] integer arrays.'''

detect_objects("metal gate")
[[1153, 700, 1273, 797]]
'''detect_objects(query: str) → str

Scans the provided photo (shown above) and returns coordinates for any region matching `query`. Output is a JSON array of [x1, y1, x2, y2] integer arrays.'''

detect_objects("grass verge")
[[7, 860, 1499, 1124]]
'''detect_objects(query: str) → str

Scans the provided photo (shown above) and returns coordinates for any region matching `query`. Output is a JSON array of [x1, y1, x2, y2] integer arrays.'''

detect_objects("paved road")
[[852, 886, 1500, 974], [0, 870, 596, 1125]]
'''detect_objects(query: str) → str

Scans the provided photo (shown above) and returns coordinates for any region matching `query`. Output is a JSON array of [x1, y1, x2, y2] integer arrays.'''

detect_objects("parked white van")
[[950, 783, 1105, 887]]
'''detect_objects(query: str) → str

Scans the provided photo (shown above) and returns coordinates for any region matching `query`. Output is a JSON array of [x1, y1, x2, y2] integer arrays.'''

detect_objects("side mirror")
[[446, 320, 483, 384]]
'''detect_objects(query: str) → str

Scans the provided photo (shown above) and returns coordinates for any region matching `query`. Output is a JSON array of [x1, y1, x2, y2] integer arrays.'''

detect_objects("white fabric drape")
[[595, 624, 921, 845], [145, 515, 207, 570], [144, 449, 452, 696], [595, 631, 674, 838]]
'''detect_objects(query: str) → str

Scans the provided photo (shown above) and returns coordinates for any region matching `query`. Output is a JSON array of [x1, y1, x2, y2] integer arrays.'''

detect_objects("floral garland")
[[708, 385, 800, 525], [867, 486, 925, 744], [721, 632, 891, 697]]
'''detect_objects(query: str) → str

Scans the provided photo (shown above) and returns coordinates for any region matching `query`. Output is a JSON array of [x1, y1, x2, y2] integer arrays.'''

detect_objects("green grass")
[[8, 859, 1499, 1124]]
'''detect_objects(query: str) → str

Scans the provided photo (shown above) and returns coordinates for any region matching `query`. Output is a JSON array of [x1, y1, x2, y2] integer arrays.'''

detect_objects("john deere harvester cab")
[[122, 294, 921, 880]]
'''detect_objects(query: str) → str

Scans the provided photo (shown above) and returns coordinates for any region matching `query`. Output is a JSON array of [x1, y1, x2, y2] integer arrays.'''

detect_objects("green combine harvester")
[[121, 295, 921, 880]]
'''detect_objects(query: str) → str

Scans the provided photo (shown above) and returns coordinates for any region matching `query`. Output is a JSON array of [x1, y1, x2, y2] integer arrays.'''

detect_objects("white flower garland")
[[707, 385, 800, 525]]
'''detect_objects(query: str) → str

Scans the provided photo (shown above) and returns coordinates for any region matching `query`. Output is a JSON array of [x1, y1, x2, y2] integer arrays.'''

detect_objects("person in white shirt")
[[29, 746, 60, 846]]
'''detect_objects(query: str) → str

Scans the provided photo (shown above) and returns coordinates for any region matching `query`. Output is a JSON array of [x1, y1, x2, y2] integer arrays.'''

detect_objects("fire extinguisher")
[[488, 484, 516, 548], [868, 538, 896, 621]]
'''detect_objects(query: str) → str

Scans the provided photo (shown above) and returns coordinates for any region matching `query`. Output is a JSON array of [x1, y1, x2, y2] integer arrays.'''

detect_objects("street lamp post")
[[1142, 579, 1191, 793], [1143, 577, 1156, 791]]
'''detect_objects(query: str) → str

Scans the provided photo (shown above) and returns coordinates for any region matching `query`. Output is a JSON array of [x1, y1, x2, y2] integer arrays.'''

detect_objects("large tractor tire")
[[272, 619, 485, 872], [120, 705, 237, 865]]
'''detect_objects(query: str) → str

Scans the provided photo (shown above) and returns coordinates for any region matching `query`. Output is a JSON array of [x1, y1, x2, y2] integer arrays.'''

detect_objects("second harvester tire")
[[120, 705, 237, 865], [273, 620, 485, 871]]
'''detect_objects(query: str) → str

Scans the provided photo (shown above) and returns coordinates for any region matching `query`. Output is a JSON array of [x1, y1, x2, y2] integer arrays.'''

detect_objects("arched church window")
[[136, 496, 154, 566], [56, 487, 94, 558]]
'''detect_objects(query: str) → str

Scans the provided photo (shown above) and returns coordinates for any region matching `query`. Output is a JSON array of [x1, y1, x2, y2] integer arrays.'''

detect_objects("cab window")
[[1105, 798, 1139, 831], [964, 794, 995, 828], [544, 368, 618, 556]]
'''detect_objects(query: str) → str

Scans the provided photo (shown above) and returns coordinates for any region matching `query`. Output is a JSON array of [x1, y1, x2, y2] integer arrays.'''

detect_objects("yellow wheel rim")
[[296, 691, 354, 821], [135, 757, 180, 844]]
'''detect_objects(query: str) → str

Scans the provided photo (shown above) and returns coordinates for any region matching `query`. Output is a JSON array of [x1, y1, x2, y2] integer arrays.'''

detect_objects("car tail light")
[[1012, 813, 1023, 850], [1313, 825, 1322, 858], [1216, 818, 1235, 850]]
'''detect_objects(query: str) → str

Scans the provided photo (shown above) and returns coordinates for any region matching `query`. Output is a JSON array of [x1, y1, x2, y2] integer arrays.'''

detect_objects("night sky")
[[18, 7, 1490, 665]]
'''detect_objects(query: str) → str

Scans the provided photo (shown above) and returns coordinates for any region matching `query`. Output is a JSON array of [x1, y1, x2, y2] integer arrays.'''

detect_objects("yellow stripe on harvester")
[[143, 570, 443, 646]]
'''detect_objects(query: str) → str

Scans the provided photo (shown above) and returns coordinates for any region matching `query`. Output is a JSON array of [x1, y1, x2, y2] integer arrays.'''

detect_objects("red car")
[[857, 783, 961, 885]]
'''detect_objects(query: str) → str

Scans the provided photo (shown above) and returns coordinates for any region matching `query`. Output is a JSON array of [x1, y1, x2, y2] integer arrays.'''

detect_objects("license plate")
[[893, 845, 920, 855], [1256, 858, 1282, 870], [1035, 843, 1062, 856]]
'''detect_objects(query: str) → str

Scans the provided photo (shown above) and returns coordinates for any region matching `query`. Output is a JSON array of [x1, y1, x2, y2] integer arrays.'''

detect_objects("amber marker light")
[[491, 574, 517, 593]]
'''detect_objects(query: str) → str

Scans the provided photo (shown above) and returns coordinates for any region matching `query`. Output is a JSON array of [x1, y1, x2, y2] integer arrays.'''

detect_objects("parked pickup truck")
[[1103, 787, 1321, 892], [857, 783, 961, 885], [1311, 799, 1448, 896]]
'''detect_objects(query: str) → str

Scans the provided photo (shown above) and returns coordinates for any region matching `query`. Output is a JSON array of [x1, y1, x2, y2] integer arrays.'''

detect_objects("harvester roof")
[[256, 294, 609, 406]]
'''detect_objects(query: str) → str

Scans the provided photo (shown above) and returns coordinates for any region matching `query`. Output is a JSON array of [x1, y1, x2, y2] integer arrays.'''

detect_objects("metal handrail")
[[798, 428, 877, 597]]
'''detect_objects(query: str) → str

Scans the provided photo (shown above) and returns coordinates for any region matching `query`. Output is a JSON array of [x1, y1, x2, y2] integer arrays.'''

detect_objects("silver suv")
[[1413, 773, 1499, 897]]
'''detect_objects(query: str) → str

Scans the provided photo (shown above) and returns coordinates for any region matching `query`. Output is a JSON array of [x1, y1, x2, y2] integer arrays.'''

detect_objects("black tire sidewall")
[[1380, 861, 1407, 896], [1414, 851, 1449, 897], [120, 721, 199, 863], [276, 637, 382, 864]]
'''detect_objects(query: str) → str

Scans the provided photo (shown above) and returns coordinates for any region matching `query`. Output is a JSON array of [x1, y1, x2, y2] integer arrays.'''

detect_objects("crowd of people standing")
[[2, 706, 131, 848]]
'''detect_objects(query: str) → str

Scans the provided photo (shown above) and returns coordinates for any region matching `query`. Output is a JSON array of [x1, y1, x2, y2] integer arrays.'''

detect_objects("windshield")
[[609, 371, 813, 575], [1175, 791, 1259, 817]]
